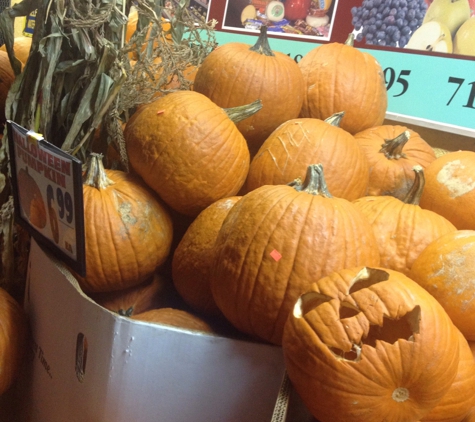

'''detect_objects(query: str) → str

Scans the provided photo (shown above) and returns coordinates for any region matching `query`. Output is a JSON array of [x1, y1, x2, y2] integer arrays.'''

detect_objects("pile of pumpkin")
[[3, 21, 475, 422]]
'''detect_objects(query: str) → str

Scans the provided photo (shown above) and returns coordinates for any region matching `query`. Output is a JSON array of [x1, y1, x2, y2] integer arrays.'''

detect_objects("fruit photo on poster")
[[222, 0, 338, 40], [350, 0, 475, 57]]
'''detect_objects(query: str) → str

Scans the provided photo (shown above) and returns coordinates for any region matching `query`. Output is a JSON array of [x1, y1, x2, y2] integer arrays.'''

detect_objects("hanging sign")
[[7, 121, 86, 276], [205, 0, 475, 136]]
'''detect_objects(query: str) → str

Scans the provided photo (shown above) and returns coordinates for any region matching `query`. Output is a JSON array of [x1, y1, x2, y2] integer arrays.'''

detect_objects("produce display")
[[2, 3, 475, 421]]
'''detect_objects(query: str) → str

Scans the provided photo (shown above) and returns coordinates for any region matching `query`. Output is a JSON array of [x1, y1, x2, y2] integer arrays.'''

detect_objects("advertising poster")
[[193, 0, 475, 137], [7, 121, 86, 276]]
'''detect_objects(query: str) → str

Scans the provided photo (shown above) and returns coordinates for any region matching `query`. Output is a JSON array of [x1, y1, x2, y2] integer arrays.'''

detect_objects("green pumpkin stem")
[[223, 99, 263, 123], [324, 112, 345, 127], [345, 33, 355, 46], [288, 164, 333, 197], [83, 153, 115, 190], [379, 131, 410, 160], [403, 165, 424, 205], [249, 26, 275, 56]]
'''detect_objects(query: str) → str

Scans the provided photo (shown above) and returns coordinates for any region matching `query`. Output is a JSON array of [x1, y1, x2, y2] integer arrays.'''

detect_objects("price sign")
[[208, 0, 475, 137], [7, 121, 86, 276]]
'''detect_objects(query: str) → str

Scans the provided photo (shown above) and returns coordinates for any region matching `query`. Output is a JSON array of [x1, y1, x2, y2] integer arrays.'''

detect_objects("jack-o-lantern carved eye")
[[348, 267, 390, 295]]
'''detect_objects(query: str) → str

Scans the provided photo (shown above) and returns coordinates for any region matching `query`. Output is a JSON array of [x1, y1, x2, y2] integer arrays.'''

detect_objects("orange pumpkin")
[[0, 36, 32, 65], [172, 196, 241, 317], [193, 26, 305, 156], [210, 164, 380, 345], [419, 150, 475, 230], [0, 51, 15, 126], [243, 113, 370, 200], [124, 91, 253, 217], [355, 125, 437, 199], [299, 34, 387, 134], [131, 307, 214, 334], [79, 153, 173, 292], [16, 167, 47, 229], [410, 230, 475, 340], [353, 166, 457, 275], [0, 287, 28, 395], [420, 329, 475, 422], [282, 267, 460, 422]]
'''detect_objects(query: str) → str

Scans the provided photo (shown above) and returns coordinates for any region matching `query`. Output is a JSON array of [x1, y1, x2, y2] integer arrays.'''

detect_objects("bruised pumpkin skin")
[[210, 164, 380, 345], [282, 267, 460, 422], [419, 151, 475, 230]]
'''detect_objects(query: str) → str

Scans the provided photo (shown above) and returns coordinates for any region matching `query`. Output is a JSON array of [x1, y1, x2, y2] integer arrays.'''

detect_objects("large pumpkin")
[[353, 166, 457, 275], [419, 150, 475, 230], [210, 164, 380, 345], [79, 153, 173, 292], [124, 91, 253, 217], [0, 287, 28, 396], [299, 34, 387, 134], [282, 267, 460, 422], [0, 36, 32, 65], [243, 113, 370, 200], [410, 230, 475, 340], [0, 50, 15, 126], [172, 196, 241, 317], [193, 26, 305, 156], [355, 125, 437, 200]]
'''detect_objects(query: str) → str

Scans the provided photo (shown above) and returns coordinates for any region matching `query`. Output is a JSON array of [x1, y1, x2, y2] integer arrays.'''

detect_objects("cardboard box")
[[6, 240, 287, 422]]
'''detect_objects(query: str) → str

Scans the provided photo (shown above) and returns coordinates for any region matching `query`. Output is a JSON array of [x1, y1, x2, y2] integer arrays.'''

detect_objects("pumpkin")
[[0, 50, 16, 126], [355, 125, 437, 200], [210, 164, 380, 345], [89, 271, 169, 316], [282, 267, 460, 422], [419, 150, 475, 230], [410, 230, 475, 340], [463, 408, 475, 422], [79, 153, 173, 292], [353, 166, 457, 275], [193, 26, 305, 156], [172, 196, 241, 317], [298, 34, 387, 135], [420, 329, 475, 422], [16, 167, 47, 229], [0, 36, 32, 65], [243, 112, 370, 200], [0, 287, 28, 396], [124, 90, 255, 217], [131, 307, 214, 334]]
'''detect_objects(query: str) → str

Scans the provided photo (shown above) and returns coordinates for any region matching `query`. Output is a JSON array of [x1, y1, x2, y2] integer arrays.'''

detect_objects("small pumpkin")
[[243, 113, 370, 200], [299, 34, 387, 135], [131, 307, 214, 334], [353, 166, 457, 275], [172, 196, 241, 317], [419, 150, 475, 230], [282, 267, 460, 422], [89, 271, 169, 317], [210, 164, 380, 345], [420, 329, 475, 422], [0, 50, 16, 126], [0, 287, 28, 396], [0, 36, 32, 65], [193, 26, 305, 156], [79, 153, 173, 292], [355, 125, 437, 200], [124, 91, 255, 217], [410, 230, 475, 341]]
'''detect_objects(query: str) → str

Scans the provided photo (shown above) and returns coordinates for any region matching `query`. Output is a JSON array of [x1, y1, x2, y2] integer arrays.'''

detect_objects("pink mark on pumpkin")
[[156, 110, 165, 115], [270, 249, 282, 261]]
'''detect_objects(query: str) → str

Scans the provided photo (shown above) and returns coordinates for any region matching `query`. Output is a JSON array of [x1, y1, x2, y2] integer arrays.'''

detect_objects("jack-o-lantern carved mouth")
[[294, 268, 421, 362]]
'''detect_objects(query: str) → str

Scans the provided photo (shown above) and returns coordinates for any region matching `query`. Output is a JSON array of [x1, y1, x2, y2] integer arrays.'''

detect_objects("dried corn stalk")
[[0, 0, 217, 297]]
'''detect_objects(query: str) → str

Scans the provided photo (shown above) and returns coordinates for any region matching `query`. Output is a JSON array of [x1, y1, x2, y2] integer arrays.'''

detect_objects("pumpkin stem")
[[379, 131, 410, 160], [324, 112, 345, 127], [83, 153, 115, 190], [289, 164, 333, 197], [223, 99, 263, 123], [344, 33, 355, 46], [403, 165, 425, 205], [249, 26, 275, 56]]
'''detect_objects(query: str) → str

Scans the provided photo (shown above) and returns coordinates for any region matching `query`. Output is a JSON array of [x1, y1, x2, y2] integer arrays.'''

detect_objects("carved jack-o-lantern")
[[282, 267, 460, 422]]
